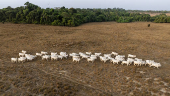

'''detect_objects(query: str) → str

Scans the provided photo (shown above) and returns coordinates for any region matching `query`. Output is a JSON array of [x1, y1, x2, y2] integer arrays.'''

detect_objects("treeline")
[[151, 14, 170, 23], [127, 10, 170, 13], [0, 2, 170, 26]]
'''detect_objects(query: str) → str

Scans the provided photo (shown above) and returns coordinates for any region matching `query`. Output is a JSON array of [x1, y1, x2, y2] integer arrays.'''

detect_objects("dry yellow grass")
[[0, 22, 170, 96]]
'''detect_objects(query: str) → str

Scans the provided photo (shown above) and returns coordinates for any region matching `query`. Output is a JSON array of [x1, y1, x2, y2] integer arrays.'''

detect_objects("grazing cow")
[[148, 24, 150, 27]]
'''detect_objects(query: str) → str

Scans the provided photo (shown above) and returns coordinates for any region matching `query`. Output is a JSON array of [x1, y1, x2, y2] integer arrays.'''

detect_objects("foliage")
[[152, 14, 169, 23], [0, 2, 169, 26]]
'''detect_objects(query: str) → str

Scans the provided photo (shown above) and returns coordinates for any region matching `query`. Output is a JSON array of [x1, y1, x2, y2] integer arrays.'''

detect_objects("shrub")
[[12, 19, 18, 24], [52, 20, 60, 26]]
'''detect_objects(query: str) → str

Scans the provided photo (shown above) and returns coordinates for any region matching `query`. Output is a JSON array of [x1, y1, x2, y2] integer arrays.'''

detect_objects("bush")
[[52, 20, 58, 26], [12, 19, 18, 24]]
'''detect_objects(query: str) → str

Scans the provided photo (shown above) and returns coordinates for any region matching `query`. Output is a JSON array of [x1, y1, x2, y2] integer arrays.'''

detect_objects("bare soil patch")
[[0, 22, 170, 96]]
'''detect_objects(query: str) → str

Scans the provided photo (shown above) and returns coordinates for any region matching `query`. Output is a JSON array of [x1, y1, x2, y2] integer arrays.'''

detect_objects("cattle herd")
[[11, 50, 161, 68]]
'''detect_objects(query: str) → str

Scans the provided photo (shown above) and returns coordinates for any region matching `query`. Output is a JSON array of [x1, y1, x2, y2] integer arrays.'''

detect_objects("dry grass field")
[[0, 22, 170, 96]]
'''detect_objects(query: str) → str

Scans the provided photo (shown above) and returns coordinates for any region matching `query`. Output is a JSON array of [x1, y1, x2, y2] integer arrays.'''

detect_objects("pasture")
[[0, 22, 170, 96]]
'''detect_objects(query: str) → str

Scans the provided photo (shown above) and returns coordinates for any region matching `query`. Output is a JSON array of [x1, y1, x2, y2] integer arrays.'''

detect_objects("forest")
[[0, 2, 170, 26]]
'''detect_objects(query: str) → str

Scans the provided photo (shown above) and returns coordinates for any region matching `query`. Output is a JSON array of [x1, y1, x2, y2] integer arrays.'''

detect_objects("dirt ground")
[[0, 22, 170, 96]]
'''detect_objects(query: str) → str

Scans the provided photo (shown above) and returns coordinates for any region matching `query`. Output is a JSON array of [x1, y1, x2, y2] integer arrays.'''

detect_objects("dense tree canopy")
[[0, 2, 169, 26]]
